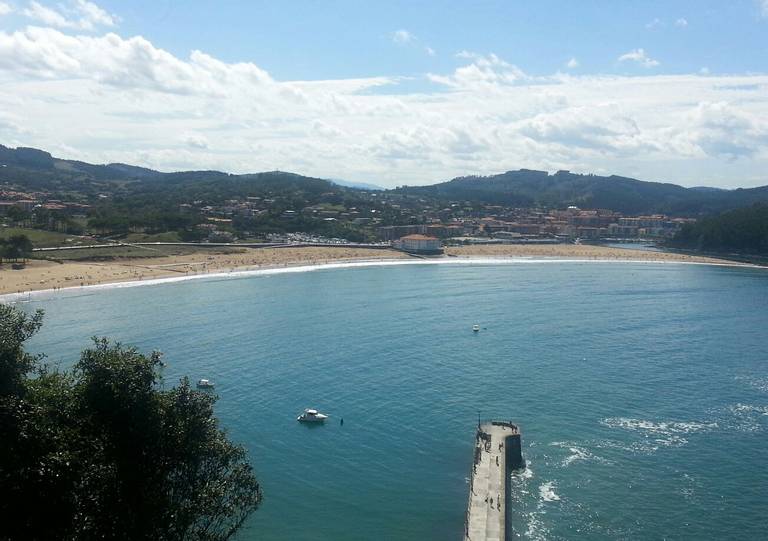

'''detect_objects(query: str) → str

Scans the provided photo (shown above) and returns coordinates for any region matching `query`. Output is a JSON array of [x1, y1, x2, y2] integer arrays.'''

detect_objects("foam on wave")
[[601, 417, 718, 435], [539, 481, 561, 502], [1, 256, 760, 303]]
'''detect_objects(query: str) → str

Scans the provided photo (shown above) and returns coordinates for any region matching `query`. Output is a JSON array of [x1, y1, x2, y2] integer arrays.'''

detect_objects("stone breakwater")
[[464, 421, 524, 541]]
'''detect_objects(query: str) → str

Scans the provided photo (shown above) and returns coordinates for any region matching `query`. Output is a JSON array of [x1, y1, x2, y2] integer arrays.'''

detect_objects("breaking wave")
[[539, 481, 561, 502], [550, 441, 611, 467], [1, 256, 759, 303], [601, 417, 717, 435]]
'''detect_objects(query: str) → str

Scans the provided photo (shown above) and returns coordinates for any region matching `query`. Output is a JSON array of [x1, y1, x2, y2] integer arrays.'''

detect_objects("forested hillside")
[[670, 204, 768, 254], [396, 170, 768, 216]]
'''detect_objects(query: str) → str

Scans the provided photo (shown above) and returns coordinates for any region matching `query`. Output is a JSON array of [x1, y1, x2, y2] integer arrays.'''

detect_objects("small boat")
[[297, 408, 328, 423], [196, 379, 215, 389], [473, 324, 480, 332]]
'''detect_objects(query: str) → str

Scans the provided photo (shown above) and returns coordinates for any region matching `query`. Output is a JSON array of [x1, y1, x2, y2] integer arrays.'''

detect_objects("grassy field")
[[36, 244, 245, 262], [0, 227, 98, 248], [122, 231, 183, 243]]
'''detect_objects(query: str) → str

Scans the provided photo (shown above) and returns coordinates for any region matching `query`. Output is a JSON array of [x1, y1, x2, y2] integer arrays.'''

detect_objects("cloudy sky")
[[0, 1, 767, 188]]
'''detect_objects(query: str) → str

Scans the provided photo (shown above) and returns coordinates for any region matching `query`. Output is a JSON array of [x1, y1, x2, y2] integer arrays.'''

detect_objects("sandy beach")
[[0, 244, 752, 297]]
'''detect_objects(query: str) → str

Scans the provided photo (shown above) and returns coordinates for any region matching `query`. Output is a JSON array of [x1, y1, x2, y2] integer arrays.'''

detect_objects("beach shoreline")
[[0, 244, 762, 301]]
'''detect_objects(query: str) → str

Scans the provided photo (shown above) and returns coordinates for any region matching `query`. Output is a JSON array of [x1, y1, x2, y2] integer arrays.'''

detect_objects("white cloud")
[[391, 29, 414, 45], [0, 2, 13, 16], [425, 46, 436, 57], [0, 27, 274, 95], [0, 110, 31, 136], [645, 18, 663, 29], [0, 27, 766, 188], [23, 1, 71, 27], [428, 53, 527, 90], [645, 17, 664, 30], [760, 0, 768, 18], [312, 120, 344, 138], [370, 124, 488, 162], [72, 0, 117, 28], [618, 48, 660, 68], [181, 132, 209, 149], [566, 57, 579, 69], [518, 103, 656, 155], [677, 101, 768, 159], [675, 18, 688, 27], [22, 0, 117, 31], [700, 67, 710, 75], [455, 50, 479, 59]]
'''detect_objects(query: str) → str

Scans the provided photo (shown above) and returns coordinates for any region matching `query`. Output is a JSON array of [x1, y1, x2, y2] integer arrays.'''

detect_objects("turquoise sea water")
[[14, 261, 768, 540]]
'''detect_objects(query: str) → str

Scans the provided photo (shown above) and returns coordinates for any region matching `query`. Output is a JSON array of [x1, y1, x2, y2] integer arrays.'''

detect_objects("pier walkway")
[[464, 421, 523, 541]]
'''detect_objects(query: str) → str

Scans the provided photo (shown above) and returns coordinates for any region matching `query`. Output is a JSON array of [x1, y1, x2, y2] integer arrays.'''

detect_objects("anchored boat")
[[297, 408, 328, 423]]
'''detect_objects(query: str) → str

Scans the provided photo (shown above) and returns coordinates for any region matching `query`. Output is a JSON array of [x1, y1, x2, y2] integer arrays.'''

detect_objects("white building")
[[393, 234, 443, 254]]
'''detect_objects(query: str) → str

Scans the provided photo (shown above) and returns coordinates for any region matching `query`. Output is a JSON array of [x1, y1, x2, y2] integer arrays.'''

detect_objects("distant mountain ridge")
[[327, 178, 383, 191], [1, 144, 767, 216], [395, 169, 768, 216], [0, 145, 155, 180], [0, 145, 338, 196]]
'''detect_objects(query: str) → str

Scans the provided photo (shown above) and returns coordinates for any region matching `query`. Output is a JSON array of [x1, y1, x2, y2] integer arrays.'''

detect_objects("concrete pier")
[[464, 421, 523, 541]]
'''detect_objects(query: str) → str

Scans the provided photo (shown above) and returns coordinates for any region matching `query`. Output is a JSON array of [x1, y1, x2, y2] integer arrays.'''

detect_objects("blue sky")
[[102, 0, 768, 79], [0, 1, 767, 187]]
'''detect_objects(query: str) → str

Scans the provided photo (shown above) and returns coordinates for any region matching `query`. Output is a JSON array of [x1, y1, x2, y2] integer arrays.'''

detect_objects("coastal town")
[[376, 205, 692, 246], [1, 182, 693, 252], [0, 155, 755, 294], [173, 191, 695, 245], [1, 179, 727, 297]]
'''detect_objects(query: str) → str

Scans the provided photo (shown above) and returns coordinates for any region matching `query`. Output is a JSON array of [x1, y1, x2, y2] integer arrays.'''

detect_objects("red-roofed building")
[[393, 234, 443, 254]]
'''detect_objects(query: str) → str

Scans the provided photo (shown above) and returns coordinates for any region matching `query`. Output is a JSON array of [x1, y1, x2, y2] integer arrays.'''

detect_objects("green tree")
[[670, 203, 768, 254], [6, 206, 30, 225], [0, 305, 44, 395], [0, 234, 34, 263], [0, 305, 262, 541]]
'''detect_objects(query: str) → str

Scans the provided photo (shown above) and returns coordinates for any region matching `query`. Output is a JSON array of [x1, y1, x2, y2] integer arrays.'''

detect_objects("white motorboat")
[[297, 408, 328, 423], [473, 324, 480, 332], [196, 379, 215, 389]]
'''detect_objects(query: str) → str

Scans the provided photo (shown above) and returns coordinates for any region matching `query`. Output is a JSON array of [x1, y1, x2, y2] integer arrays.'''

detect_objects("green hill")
[[0, 145, 343, 201], [3, 144, 768, 220], [395, 170, 768, 216]]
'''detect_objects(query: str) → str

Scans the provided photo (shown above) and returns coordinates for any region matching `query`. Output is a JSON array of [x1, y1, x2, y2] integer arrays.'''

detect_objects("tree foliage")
[[670, 203, 768, 254], [396, 170, 768, 216], [0, 305, 262, 541], [0, 234, 33, 263]]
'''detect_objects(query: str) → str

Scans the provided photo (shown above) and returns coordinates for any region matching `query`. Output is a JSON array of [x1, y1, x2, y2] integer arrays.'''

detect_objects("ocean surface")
[[13, 260, 768, 540]]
